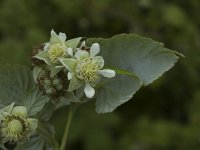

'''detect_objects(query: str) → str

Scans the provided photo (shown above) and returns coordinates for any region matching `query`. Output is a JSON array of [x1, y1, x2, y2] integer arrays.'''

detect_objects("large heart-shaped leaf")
[[0, 65, 49, 116], [87, 34, 182, 113]]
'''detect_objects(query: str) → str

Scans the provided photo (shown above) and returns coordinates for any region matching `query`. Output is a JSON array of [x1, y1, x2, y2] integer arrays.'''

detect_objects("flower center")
[[7, 119, 23, 134], [75, 58, 100, 83], [1, 116, 28, 142], [48, 44, 65, 63]]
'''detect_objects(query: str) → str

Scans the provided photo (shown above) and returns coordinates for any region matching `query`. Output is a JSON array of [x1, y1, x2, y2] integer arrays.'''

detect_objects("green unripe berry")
[[44, 79, 51, 86], [56, 84, 63, 91], [46, 87, 56, 95], [52, 79, 61, 86], [44, 85, 50, 90]]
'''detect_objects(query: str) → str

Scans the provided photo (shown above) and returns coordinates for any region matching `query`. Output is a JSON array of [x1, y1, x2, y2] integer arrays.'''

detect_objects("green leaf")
[[37, 122, 59, 149], [0, 65, 49, 116], [21, 88, 49, 116], [105, 66, 140, 81], [36, 101, 56, 121], [55, 92, 81, 110], [95, 75, 141, 113], [87, 34, 182, 113]]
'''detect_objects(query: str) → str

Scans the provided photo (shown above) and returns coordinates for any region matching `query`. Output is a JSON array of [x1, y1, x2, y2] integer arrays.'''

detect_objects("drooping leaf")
[[87, 34, 182, 113]]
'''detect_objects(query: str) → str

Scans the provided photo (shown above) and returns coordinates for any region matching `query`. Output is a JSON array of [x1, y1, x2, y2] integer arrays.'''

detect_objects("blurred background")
[[0, 0, 200, 149]]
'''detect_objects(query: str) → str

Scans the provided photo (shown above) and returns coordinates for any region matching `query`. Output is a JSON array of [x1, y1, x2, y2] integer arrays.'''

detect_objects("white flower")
[[33, 30, 82, 77], [45, 30, 74, 63], [0, 103, 38, 143], [36, 29, 72, 64], [60, 42, 116, 98]]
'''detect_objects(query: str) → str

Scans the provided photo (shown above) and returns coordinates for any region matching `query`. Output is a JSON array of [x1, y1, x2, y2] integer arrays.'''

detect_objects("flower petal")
[[68, 76, 83, 91], [98, 69, 116, 78], [90, 43, 100, 57], [80, 41, 86, 49], [50, 29, 61, 44], [84, 83, 95, 98], [44, 43, 50, 51], [60, 58, 77, 72], [75, 50, 89, 60], [27, 118, 38, 136], [59, 32, 67, 44], [55, 65, 64, 69], [11, 106, 27, 118], [67, 47, 73, 56], [68, 72, 73, 80], [93, 56, 104, 68]]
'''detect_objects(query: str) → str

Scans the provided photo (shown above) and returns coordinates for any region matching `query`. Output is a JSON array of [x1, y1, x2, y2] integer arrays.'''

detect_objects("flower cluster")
[[33, 30, 116, 99], [0, 103, 37, 144]]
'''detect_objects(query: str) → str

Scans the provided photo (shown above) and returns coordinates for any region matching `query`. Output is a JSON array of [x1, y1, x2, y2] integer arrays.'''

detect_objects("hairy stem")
[[59, 105, 76, 150]]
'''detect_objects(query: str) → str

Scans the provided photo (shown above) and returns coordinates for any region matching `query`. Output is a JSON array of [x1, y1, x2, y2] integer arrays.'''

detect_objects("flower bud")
[[56, 85, 63, 91], [52, 79, 61, 86], [44, 79, 52, 86], [46, 87, 56, 95]]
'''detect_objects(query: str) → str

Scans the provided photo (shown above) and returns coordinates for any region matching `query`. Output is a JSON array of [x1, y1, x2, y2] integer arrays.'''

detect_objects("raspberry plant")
[[0, 30, 183, 150]]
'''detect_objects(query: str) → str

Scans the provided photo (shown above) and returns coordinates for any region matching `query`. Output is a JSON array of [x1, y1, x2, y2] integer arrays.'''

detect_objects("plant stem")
[[59, 105, 76, 150]]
